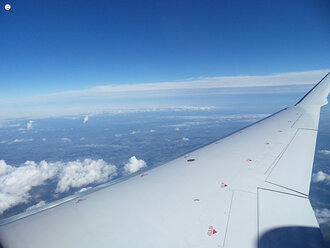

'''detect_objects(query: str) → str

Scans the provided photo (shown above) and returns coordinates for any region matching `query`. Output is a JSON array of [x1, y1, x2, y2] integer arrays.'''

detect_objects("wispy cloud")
[[0, 69, 328, 119], [83, 116, 89, 124], [25, 201, 46, 212], [315, 208, 330, 224], [318, 150, 330, 155], [60, 137, 72, 142]]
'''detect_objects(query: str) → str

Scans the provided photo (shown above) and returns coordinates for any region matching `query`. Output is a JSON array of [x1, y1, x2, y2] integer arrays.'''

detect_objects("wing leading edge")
[[0, 73, 329, 248]]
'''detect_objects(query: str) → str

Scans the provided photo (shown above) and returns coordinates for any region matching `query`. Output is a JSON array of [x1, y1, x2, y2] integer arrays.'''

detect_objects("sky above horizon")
[[1, 0, 329, 104]]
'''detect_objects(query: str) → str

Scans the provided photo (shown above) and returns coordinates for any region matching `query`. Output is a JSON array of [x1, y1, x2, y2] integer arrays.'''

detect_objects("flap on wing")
[[266, 129, 317, 195], [258, 188, 326, 248]]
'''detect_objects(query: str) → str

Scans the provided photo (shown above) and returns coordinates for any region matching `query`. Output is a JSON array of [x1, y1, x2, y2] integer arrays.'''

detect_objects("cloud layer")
[[0, 156, 146, 215]]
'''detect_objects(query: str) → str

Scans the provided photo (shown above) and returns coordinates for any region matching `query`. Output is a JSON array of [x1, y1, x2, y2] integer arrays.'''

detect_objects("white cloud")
[[312, 171, 330, 183], [150, 129, 156, 133], [1, 69, 328, 119], [0, 160, 14, 176], [115, 134, 122, 137], [315, 208, 330, 224], [42, 138, 47, 142], [13, 138, 33, 143], [60, 137, 72, 142], [0, 160, 59, 215], [26, 120, 33, 130], [0, 158, 119, 214], [175, 127, 180, 131], [130, 130, 140, 135], [26, 201, 46, 211], [182, 137, 190, 142], [55, 159, 117, 193], [164, 121, 208, 128], [318, 150, 330, 155], [78, 187, 92, 193], [123, 156, 147, 174], [83, 116, 89, 123]]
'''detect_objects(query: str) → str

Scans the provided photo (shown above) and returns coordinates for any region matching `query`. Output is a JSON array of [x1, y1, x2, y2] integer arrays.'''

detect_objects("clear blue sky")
[[1, 0, 329, 98]]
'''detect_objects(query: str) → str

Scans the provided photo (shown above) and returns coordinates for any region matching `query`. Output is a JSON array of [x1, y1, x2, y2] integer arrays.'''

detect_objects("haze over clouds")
[[0, 70, 328, 119]]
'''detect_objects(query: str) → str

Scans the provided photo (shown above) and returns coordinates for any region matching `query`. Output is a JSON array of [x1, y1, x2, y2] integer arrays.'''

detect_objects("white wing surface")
[[0, 73, 329, 248]]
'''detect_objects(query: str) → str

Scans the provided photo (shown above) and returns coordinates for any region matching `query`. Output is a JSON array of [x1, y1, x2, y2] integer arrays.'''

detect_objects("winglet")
[[296, 72, 330, 107]]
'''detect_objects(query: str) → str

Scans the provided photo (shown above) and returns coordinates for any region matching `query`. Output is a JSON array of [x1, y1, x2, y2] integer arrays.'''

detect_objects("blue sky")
[[0, 0, 329, 117]]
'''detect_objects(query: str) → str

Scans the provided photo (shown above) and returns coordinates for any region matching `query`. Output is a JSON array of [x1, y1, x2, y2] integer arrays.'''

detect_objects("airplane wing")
[[0, 73, 329, 248]]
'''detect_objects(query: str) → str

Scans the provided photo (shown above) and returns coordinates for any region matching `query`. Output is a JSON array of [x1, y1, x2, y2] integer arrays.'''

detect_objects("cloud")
[[26, 120, 33, 130], [163, 121, 209, 128], [182, 137, 190, 142], [314, 208, 330, 224], [25, 201, 46, 211], [0, 158, 118, 214], [130, 130, 140, 135], [60, 137, 72, 142], [312, 171, 330, 183], [318, 150, 330, 155], [0, 160, 58, 215], [13, 138, 33, 143], [42, 138, 47, 142], [83, 116, 89, 124], [1, 69, 328, 119], [123, 156, 147, 174], [78, 187, 92, 193], [150, 129, 156, 133], [55, 159, 117, 193]]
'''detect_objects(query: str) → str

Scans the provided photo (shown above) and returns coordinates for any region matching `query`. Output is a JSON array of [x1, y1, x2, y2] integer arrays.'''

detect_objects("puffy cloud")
[[0, 160, 14, 176], [130, 130, 140, 135], [124, 156, 147, 174], [318, 150, 330, 155], [0, 158, 118, 214], [26, 120, 33, 130], [0, 160, 59, 215], [182, 137, 190, 142], [42, 138, 47, 142], [150, 129, 156, 133], [60, 137, 72, 142], [312, 171, 330, 183], [83, 116, 89, 124], [315, 208, 330, 224], [26, 201, 46, 211], [55, 159, 117, 193]]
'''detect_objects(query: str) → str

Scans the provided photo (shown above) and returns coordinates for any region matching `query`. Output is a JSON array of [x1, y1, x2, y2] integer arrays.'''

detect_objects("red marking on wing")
[[184, 155, 189, 158], [278, 130, 283, 133], [140, 174, 148, 177], [221, 182, 228, 188], [207, 226, 217, 236], [265, 142, 270, 145], [187, 159, 195, 162], [215, 141, 220, 144], [246, 158, 252, 162], [76, 198, 86, 204]]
